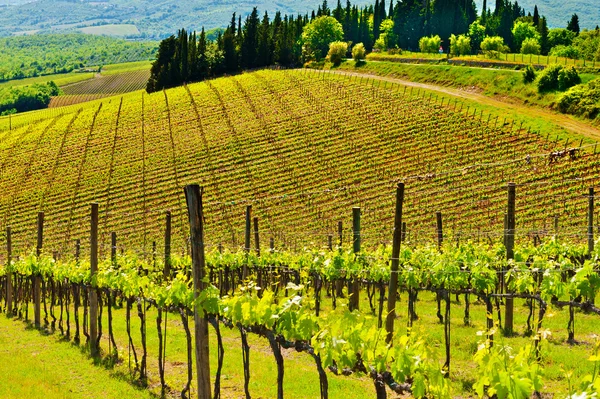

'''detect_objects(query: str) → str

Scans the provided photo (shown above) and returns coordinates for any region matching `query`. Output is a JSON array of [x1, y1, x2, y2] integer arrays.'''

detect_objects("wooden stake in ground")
[[386, 183, 404, 343], [504, 183, 516, 335], [349, 207, 361, 311], [6, 226, 12, 315], [34, 211, 44, 328], [164, 210, 172, 281], [244, 205, 251, 279], [90, 203, 99, 356], [588, 187, 594, 255], [184, 185, 212, 399]]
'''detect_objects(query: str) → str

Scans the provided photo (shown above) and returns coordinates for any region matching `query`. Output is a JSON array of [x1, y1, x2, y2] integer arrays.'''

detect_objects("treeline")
[[0, 82, 61, 115], [147, 0, 550, 92], [0, 34, 157, 83]]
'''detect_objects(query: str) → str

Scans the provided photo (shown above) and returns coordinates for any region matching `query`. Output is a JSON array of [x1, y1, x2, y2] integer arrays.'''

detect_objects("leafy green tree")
[[520, 37, 540, 55], [327, 41, 348, 65], [480, 36, 509, 58], [450, 34, 471, 56], [548, 28, 576, 48], [352, 42, 366, 63], [468, 21, 486, 53], [419, 35, 441, 53], [301, 15, 344, 60], [512, 21, 539, 53]]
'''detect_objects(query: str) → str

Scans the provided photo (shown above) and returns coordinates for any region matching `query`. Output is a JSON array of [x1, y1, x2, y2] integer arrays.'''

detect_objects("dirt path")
[[317, 68, 600, 141]]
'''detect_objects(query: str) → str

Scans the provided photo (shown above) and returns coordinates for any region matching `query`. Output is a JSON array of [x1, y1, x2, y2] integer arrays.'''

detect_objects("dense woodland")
[[0, 34, 157, 82], [0, 81, 60, 115], [146, 0, 596, 92]]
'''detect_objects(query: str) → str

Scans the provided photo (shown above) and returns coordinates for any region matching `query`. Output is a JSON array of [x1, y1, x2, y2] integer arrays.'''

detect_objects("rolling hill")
[[0, 69, 598, 257]]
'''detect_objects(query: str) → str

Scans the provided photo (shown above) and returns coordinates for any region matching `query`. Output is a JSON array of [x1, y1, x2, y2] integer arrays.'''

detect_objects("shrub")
[[521, 37, 540, 55], [352, 43, 366, 63], [480, 36, 509, 58], [549, 45, 581, 59], [558, 66, 581, 91], [450, 34, 471, 56], [419, 35, 442, 54], [536, 64, 563, 92], [512, 21, 540, 52], [557, 79, 600, 120], [301, 16, 344, 61], [327, 41, 348, 66], [523, 65, 537, 83]]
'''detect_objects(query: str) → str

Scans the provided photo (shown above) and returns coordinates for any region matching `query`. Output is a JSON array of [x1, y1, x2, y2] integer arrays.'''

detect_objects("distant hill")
[[0, 0, 370, 39], [477, 0, 599, 30]]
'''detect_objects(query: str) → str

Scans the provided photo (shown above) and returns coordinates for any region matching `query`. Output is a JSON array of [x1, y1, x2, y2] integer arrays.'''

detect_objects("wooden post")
[[75, 239, 80, 261], [90, 203, 99, 356], [253, 217, 260, 257], [184, 185, 212, 399], [401, 222, 406, 242], [386, 183, 404, 343], [328, 234, 333, 251], [111, 232, 117, 265], [164, 210, 172, 280], [350, 207, 361, 311], [338, 221, 343, 248], [588, 188, 595, 255], [504, 183, 516, 335], [269, 237, 274, 252], [34, 211, 44, 328], [436, 212, 443, 250], [6, 226, 12, 315], [244, 206, 251, 279], [554, 216, 559, 239]]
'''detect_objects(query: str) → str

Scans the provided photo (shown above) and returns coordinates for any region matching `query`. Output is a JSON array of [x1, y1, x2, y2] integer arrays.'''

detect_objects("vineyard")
[[1, 68, 600, 397]]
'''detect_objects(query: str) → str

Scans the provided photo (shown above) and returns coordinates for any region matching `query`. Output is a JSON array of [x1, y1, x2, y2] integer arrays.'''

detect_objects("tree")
[[532, 5, 539, 27], [520, 37, 540, 54], [377, 19, 397, 49], [468, 21, 486, 53], [352, 42, 366, 62], [538, 17, 549, 55], [512, 21, 539, 52], [419, 35, 441, 53], [241, 8, 260, 68], [257, 11, 272, 67], [548, 28, 576, 48], [147, 35, 177, 93], [567, 14, 580, 35], [301, 15, 344, 60], [481, 36, 509, 57], [327, 41, 348, 65], [450, 34, 471, 56]]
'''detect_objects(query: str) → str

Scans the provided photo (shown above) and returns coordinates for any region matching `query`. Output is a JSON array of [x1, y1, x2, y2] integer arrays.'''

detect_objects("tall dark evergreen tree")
[[147, 35, 177, 92], [241, 8, 260, 68], [532, 5, 539, 26], [567, 13, 580, 35], [257, 11, 271, 67], [373, 0, 381, 40], [322, 0, 330, 16], [333, 0, 344, 23], [343, 0, 352, 41], [481, 0, 487, 23], [197, 28, 209, 79], [538, 16, 549, 55], [188, 31, 198, 81]]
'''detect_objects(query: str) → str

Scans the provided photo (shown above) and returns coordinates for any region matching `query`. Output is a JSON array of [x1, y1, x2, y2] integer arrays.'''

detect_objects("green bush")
[[0, 81, 61, 114], [557, 79, 600, 120], [419, 35, 442, 54], [327, 41, 348, 66], [480, 36, 509, 58], [450, 34, 471, 56], [523, 65, 537, 83], [520, 37, 540, 55], [549, 45, 581, 59], [537, 64, 563, 92], [558, 66, 581, 91], [301, 16, 344, 61], [352, 43, 366, 63]]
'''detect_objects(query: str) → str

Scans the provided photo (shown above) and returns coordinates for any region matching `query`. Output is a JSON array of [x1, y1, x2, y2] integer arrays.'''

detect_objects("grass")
[[101, 61, 153, 76], [2, 287, 598, 398]]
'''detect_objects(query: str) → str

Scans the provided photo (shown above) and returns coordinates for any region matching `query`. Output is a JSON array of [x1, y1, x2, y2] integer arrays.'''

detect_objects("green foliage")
[[468, 21, 486, 52], [0, 81, 61, 114], [558, 66, 581, 91], [473, 337, 545, 399], [512, 21, 540, 52], [419, 35, 442, 54], [550, 45, 582, 59], [520, 37, 540, 55], [548, 28, 576, 48], [302, 16, 344, 61], [572, 29, 600, 61], [450, 34, 472, 56], [522, 65, 536, 83], [0, 34, 156, 83], [536, 64, 563, 92], [327, 41, 348, 66], [557, 78, 600, 120], [352, 42, 366, 63], [376, 18, 396, 50], [480, 36, 509, 58]]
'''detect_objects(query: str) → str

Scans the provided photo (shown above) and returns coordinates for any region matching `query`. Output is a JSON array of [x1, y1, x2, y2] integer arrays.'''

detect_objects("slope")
[[0, 69, 599, 258]]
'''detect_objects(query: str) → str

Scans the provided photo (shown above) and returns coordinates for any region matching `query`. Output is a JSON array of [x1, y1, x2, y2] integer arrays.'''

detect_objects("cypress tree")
[[532, 5, 539, 26], [482, 0, 487, 23], [373, 0, 381, 40], [333, 0, 344, 23], [343, 0, 352, 41], [257, 11, 271, 67], [198, 28, 209, 79], [538, 16, 549, 55], [241, 8, 260, 69], [567, 14, 580, 35]]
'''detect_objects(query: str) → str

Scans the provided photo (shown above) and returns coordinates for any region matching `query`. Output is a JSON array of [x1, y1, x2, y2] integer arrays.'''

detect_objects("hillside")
[[0, 0, 372, 38], [0, 69, 598, 256], [476, 0, 599, 29]]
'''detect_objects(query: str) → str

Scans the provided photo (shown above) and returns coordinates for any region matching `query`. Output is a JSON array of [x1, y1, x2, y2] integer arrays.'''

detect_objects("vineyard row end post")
[[6, 226, 12, 315], [34, 211, 44, 328], [243, 205, 251, 279], [504, 183, 516, 335], [164, 210, 172, 281], [184, 184, 212, 399], [386, 183, 405, 343], [90, 203, 99, 356], [350, 207, 361, 312]]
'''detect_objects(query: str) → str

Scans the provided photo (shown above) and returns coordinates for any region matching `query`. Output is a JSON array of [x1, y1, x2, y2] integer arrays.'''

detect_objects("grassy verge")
[[2, 286, 599, 398]]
